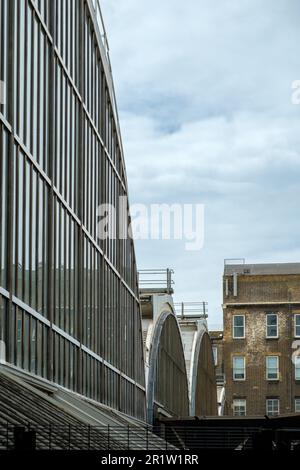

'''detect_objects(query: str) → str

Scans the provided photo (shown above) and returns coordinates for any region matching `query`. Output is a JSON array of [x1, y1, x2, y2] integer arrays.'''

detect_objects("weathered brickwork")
[[223, 265, 300, 416]]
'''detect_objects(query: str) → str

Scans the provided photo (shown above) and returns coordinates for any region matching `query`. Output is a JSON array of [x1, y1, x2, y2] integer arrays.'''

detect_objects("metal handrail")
[[174, 302, 208, 318], [90, 1, 120, 138], [90, 0, 128, 187], [138, 269, 174, 292], [0, 423, 266, 451], [92, 0, 110, 59], [0, 423, 175, 451]]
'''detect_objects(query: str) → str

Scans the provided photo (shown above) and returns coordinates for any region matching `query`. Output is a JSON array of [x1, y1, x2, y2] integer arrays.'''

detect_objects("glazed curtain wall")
[[0, 0, 145, 420]]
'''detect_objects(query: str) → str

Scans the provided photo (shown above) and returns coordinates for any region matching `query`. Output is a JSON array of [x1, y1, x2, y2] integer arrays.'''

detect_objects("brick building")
[[223, 262, 300, 417]]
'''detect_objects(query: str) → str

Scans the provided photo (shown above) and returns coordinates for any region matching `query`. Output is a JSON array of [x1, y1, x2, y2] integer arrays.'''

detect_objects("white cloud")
[[101, 0, 300, 325]]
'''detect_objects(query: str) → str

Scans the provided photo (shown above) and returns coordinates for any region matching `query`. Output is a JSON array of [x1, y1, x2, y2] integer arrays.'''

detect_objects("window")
[[233, 356, 245, 380], [233, 399, 246, 416], [212, 347, 218, 366], [266, 313, 278, 338], [233, 315, 245, 339], [295, 398, 300, 413], [266, 398, 279, 416], [295, 315, 300, 338], [266, 356, 279, 380], [295, 356, 300, 380]]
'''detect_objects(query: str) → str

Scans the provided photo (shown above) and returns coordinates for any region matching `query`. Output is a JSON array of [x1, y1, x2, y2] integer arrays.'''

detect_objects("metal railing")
[[91, 0, 110, 62], [2, 423, 300, 451], [174, 302, 208, 318], [90, 0, 124, 166], [0, 423, 265, 451], [138, 269, 174, 294], [216, 373, 226, 385]]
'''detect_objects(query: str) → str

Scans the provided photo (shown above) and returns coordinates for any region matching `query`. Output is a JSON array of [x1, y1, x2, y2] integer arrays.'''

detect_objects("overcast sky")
[[101, 0, 300, 327]]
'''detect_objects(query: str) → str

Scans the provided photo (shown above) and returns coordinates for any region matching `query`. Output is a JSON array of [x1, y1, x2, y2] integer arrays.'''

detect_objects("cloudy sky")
[[101, 0, 300, 327]]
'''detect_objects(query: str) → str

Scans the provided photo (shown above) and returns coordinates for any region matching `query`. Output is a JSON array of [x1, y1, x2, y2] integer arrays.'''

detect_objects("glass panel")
[[16, 309, 22, 367], [30, 318, 36, 373], [267, 314, 278, 337], [23, 313, 30, 371], [0, 127, 8, 288], [267, 356, 278, 379], [233, 316, 244, 338], [0, 296, 7, 359]]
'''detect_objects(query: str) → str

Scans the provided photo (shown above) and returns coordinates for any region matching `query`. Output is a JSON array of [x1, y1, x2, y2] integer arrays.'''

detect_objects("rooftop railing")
[[92, 0, 110, 62], [0, 424, 176, 451], [138, 269, 174, 294]]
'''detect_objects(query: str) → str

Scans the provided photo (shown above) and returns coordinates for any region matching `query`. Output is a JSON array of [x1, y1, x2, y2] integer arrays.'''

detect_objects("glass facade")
[[0, 0, 145, 420]]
